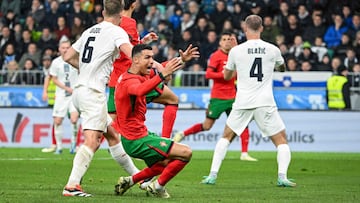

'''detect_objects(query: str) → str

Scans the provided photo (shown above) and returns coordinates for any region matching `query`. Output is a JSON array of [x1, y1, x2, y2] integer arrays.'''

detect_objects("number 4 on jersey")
[[250, 57, 263, 81]]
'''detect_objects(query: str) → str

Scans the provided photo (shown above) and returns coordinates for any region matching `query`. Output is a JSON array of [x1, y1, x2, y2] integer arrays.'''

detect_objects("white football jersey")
[[72, 21, 130, 93], [226, 39, 284, 109], [49, 56, 78, 97]]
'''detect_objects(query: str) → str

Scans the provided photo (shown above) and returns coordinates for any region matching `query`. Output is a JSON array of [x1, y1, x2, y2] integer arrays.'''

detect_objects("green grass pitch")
[[0, 148, 359, 203]]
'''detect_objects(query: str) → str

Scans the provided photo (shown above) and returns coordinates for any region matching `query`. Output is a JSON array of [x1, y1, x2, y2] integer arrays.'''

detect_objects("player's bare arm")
[[276, 64, 286, 72], [224, 68, 235, 81], [63, 47, 79, 69], [141, 32, 158, 44]]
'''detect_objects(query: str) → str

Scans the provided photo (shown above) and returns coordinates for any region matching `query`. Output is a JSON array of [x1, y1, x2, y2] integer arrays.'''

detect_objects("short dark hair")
[[123, 0, 136, 10], [132, 44, 152, 58]]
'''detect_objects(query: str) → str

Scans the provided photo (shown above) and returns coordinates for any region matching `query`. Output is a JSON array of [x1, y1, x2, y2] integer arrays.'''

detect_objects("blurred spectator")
[[1, 9, 19, 29], [343, 48, 358, 71], [37, 27, 57, 53], [168, 5, 182, 31], [1, 43, 20, 69], [191, 16, 211, 45], [27, 0, 46, 25], [71, 15, 85, 41], [39, 54, 52, 83], [44, 0, 63, 31], [180, 11, 195, 33], [348, 63, 360, 88], [68, 0, 92, 28], [132, 0, 147, 24], [151, 43, 166, 63], [311, 36, 328, 62], [286, 57, 299, 71], [200, 0, 215, 15], [248, 1, 265, 18], [18, 29, 33, 56], [261, 0, 280, 17], [59, 0, 73, 19], [330, 56, 343, 74], [283, 14, 303, 45], [334, 33, 352, 60], [54, 16, 71, 42], [13, 23, 22, 45], [342, 4, 353, 28], [348, 13, 360, 40], [199, 30, 217, 68], [353, 30, 360, 58], [261, 15, 281, 45], [90, 3, 103, 25], [1, 0, 21, 17], [288, 35, 303, 58], [18, 42, 41, 68], [303, 14, 326, 44], [279, 43, 291, 60], [298, 42, 319, 67], [136, 22, 149, 40], [275, 2, 290, 31], [326, 65, 351, 110], [176, 29, 195, 52], [222, 19, 233, 33], [187, 0, 204, 24], [144, 4, 165, 31], [300, 60, 314, 71], [209, 0, 231, 33], [297, 4, 312, 29], [156, 20, 173, 44], [275, 34, 285, 47], [0, 25, 15, 55], [22, 58, 41, 85], [323, 13, 348, 49], [316, 54, 332, 71], [23, 15, 42, 42], [231, 2, 248, 31], [2, 60, 22, 85]]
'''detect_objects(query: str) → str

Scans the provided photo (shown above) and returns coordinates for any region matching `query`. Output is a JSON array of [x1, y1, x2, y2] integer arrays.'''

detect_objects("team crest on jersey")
[[159, 141, 167, 147]]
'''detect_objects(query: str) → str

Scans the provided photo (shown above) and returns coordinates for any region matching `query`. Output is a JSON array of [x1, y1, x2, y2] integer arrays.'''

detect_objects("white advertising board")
[[0, 109, 359, 152]]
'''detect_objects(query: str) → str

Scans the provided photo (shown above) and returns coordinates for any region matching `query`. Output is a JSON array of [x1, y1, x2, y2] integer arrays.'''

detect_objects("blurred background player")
[[49, 38, 80, 154], [173, 31, 257, 161]]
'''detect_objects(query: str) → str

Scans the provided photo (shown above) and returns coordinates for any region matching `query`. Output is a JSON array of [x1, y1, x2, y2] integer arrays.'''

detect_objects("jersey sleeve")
[[113, 27, 131, 48], [274, 47, 285, 68], [49, 59, 58, 77], [127, 76, 162, 96], [72, 37, 83, 53], [226, 49, 236, 71]]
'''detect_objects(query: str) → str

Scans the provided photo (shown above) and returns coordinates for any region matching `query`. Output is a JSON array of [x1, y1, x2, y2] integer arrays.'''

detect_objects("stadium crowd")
[[0, 0, 360, 87]]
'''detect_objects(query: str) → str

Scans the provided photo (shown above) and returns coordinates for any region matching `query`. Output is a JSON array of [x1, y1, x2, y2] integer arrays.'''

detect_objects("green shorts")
[[107, 87, 115, 113], [146, 83, 164, 103], [121, 131, 173, 167], [206, 98, 235, 119]]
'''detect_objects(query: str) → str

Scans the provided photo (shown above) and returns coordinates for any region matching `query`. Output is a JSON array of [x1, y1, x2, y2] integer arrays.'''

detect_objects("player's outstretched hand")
[[161, 57, 183, 80], [141, 32, 158, 44], [179, 44, 200, 62]]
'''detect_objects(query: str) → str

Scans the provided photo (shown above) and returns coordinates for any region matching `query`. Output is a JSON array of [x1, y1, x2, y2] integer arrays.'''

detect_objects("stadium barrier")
[[0, 108, 359, 152]]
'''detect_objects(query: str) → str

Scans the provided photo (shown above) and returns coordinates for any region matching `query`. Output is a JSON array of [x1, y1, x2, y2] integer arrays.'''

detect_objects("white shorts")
[[52, 96, 77, 118], [226, 106, 285, 137], [72, 86, 108, 132]]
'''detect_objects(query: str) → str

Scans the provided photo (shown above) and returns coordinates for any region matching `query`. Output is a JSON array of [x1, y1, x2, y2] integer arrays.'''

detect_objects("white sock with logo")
[[209, 138, 230, 178], [277, 144, 291, 180], [67, 145, 94, 186]]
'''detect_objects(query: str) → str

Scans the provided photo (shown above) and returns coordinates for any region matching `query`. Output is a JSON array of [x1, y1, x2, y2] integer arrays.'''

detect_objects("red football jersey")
[[113, 72, 162, 140], [205, 49, 236, 99]]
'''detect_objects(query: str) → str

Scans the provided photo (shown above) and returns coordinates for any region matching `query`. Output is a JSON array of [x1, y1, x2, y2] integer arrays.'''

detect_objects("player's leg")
[[149, 85, 179, 138], [63, 87, 107, 197], [105, 122, 140, 176], [53, 116, 64, 154], [239, 127, 258, 161], [69, 108, 79, 154], [107, 87, 117, 120], [254, 106, 296, 187], [201, 125, 237, 184]]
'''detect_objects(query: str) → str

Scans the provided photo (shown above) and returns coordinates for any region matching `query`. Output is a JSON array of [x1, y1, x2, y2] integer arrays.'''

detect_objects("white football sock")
[[277, 144, 291, 180], [209, 138, 230, 178], [54, 124, 64, 150], [67, 145, 94, 186], [109, 143, 140, 175]]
